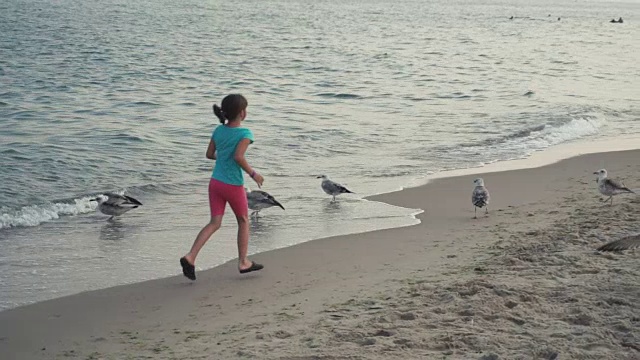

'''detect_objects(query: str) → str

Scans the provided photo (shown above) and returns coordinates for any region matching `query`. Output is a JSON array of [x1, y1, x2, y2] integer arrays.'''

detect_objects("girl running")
[[180, 94, 264, 280]]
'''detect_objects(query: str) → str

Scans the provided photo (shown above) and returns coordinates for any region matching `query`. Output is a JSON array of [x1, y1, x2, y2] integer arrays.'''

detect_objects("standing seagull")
[[593, 169, 635, 205], [91, 192, 143, 220], [472, 178, 490, 219], [246, 188, 285, 218], [317, 175, 354, 202]]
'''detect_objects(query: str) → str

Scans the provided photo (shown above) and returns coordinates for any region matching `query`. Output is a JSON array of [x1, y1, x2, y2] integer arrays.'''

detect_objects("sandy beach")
[[1, 149, 638, 360]]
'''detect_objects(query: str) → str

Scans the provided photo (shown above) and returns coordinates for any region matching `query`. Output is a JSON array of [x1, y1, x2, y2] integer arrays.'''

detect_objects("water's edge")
[[4, 135, 638, 314]]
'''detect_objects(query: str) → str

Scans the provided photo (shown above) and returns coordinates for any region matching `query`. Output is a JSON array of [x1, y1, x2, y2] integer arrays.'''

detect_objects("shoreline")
[[1, 135, 639, 313], [0, 147, 638, 359], [2, 136, 636, 314], [400, 134, 640, 193]]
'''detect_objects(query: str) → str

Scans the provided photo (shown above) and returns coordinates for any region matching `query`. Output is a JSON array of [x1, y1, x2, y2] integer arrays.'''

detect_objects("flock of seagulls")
[[89, 168, 637, 251], [245, 175, 354, 217], [90, 175, 354, 220], [474, 168, 638, 251], [471, 168, 636, 218]]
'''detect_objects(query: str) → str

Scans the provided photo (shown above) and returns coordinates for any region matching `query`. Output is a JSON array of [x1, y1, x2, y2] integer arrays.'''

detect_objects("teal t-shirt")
[[211, 125, 254, 185]]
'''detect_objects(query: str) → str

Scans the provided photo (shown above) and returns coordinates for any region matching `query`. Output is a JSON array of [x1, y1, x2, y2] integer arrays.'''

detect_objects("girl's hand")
[[252, 173, 264, 188]]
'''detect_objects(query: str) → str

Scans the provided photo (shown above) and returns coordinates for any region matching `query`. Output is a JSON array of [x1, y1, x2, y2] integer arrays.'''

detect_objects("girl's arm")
[[206, 139, 216, 160], [234, 139, 264, 187]]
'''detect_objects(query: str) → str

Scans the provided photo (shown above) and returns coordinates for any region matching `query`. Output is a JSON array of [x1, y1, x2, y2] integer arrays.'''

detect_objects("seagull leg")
[[332, 195, 336, 202], [609, 196, 613, 206], [485, 207, 489, 216], [474, 207, 477, 219]]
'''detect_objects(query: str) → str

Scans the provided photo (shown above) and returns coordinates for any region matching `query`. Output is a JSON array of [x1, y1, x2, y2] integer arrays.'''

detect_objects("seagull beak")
[[90, 198, 99, 202], [593, 172, 598, 175]]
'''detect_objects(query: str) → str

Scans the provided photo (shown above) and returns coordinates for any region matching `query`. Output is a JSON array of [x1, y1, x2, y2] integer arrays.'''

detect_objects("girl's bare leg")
[[236, 214, 252, 270], [184, 215, 223, 265]]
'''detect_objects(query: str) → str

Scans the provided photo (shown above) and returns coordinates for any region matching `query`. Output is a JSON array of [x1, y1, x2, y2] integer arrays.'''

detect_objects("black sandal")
[[180, 257, 196, 280], [239, 261, 264, 274]]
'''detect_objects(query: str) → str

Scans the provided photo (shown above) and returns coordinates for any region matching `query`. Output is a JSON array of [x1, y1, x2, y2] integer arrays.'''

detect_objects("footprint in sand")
[[372, 329, 394, 337], [399, 312, 416, 320]]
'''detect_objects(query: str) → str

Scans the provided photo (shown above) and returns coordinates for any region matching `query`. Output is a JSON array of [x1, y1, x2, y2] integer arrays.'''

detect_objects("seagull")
[[91, 192, 143, 220], [317, 175, 354, 202], [593, 169, 635, 205], [597, 234, 640, 252], [472, 178, 490, 219], [246, 188, 285, 218]]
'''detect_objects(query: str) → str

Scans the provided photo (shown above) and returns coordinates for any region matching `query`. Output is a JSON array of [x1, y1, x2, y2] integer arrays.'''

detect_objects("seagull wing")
[[247, 190, 285, 210], [256, 190, 285, 210], [472, 186, 489, 207], [123, 195, 143, 205], [604, 178, 634, 193], [324, 180, 353, 194], [336, 183, 354, 194], [104, 192, 142, 206], [597, 235, 640, 252], [246, 190, 264, 202]]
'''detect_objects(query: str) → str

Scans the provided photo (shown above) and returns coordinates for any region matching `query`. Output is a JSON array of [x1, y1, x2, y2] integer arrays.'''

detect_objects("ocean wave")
[[419, 113, 605, 167], [365, 169, 418, 178], [530, 116, 602, 148], [314, 92, 365, 99], [0, 196, 98, 230], [465, 115, 603, 151], [0, 180, 204, 230]]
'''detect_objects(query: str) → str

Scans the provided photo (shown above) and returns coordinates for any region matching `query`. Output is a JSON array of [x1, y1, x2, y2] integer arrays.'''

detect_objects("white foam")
[[0, 196, 98, 230], [526, 116, 603, 153], [413, 134, 640, 187]]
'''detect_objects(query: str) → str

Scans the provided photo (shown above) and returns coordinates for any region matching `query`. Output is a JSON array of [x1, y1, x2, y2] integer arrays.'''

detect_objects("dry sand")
[[0, 150, 638, 360]]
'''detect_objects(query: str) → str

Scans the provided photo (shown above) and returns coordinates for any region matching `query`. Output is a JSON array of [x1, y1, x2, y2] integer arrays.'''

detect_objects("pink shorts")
[[208, 178, 249, 217]]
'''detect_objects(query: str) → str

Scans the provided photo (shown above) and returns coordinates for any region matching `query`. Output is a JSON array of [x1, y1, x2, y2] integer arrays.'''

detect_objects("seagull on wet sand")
[[246, 188, 285, 218], [317, 175, 354, 202], [472, 178, 490, 219], [593, 169, 635, 205], [91, 192, 143, 220]]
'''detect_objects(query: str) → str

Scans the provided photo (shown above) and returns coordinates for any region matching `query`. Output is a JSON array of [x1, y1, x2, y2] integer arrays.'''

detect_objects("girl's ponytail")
[[213, 104, 227, 124], [212, 94, 248, 125]]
